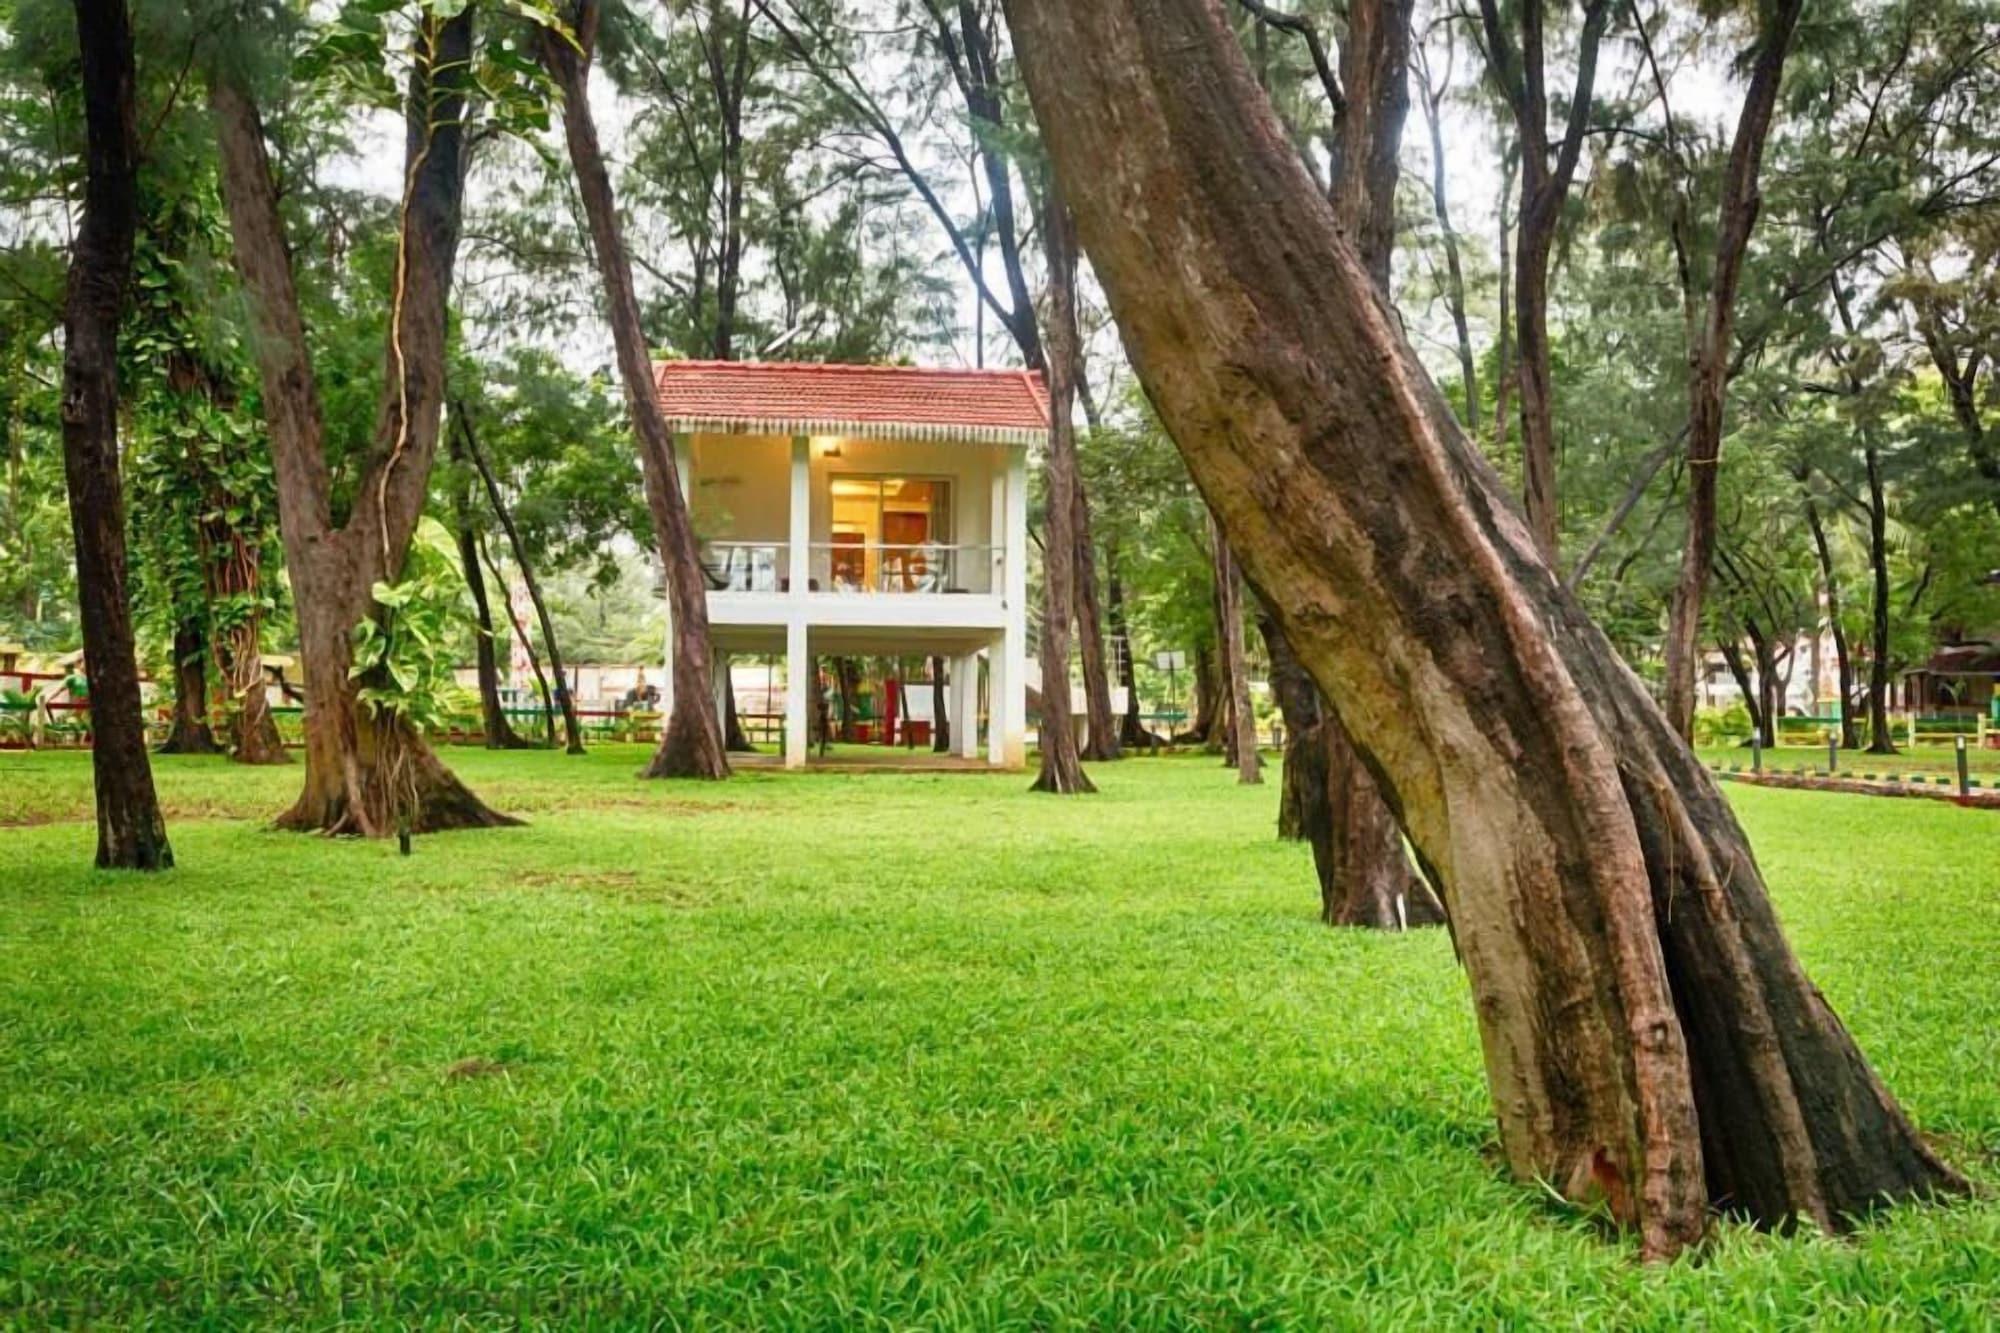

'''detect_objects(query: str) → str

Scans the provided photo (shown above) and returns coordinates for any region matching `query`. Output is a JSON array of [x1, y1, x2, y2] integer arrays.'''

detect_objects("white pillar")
[[954, 651, 980, 760], [658, 613, 675, 720], [987, 637, 1008, 768], [785, 620, 809, 769], [672, 433, 692, 499], [789, 435, 810, 595]]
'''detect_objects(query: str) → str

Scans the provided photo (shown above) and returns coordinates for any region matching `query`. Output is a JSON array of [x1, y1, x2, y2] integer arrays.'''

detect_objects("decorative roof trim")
[[664, 416, 1041, 447]]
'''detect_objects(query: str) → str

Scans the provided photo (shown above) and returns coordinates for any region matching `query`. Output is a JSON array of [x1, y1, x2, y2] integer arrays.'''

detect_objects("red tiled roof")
[[654, 360, 1048, 444]]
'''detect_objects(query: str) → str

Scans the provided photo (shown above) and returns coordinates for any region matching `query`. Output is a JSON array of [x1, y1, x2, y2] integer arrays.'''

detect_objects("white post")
[[672, 433, 692, 499], [789, 435, 810, 595], [785, 620, 809, 769], [999, 450, 1029, 766], [955, 651, 980, 760], [987, 635, 1009, 768]]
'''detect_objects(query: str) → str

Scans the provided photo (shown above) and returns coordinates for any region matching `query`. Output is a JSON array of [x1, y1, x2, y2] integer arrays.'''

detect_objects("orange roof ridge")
[[651, 359, 1050, 438]]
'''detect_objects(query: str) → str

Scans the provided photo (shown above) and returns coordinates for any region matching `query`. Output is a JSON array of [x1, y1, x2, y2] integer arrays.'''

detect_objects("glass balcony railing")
[[701, 541, 786, 593], [814, 542, 998, 594], [701, 541, 1001, 595]]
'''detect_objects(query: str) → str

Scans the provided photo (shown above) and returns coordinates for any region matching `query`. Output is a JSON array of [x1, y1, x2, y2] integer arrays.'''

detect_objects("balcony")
[[702, 541, 999, 596]]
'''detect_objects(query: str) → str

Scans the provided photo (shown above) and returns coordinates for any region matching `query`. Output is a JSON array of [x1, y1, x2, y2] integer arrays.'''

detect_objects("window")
[[828, 476, 952, 591]]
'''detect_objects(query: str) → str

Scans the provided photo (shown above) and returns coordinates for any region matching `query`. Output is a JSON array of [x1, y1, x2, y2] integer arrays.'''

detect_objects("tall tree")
[[1209, 513, 1261, 784], [58, 0, 171, 868], [210, 8, 513, 833], [539, 0, 730, 778], [1655, 0, 1809, 739], [1005, 0, 1963, 1257], [1029, 190, 1092, 793], [1474, 0, 1613, 559]]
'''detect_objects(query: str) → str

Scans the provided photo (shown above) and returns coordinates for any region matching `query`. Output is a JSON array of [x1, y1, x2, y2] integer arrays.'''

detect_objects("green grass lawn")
[[2, 746, 1997, 1327]]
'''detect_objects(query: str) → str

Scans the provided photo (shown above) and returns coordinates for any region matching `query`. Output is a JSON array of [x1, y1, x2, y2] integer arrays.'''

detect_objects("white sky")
[[320, 9, 1752, 408]]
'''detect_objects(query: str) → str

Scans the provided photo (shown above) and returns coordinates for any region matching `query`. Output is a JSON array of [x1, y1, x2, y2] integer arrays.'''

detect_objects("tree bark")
[[158, 619, 220, 754], [1864, 446, 1897, 755], [1030, 189, 1093, 794], [541, 1, 727, 780], [1210, 511, 1261, 783], [60, 0, 171, 868], [456, 409, 583, 754], [451, 466, 529, 750], [1074, 480, 1121, 760], [1658, 0, 1807, 740], [1718, 638, 1766, 746], [1802, 489, 1858, 749], [1006, 0, 1962, 1258], [1260, 609, 1445, 927], [210, 14, 512, 835]]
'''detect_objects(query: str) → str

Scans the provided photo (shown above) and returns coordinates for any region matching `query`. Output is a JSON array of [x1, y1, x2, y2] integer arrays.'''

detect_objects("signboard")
[[1153, 650, 1186, 671]]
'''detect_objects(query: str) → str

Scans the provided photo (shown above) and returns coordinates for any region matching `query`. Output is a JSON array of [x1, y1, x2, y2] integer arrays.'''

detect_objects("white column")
[[789, 435, 810, 595], [987, 637, 1008, 767], [989, 452, 1008, 597], [672, 433, 692, 499], [954, 651, 980, 760], [785, 620, 809, 769], [999, 449, 1029, 767], [658, 614, 675, 719]]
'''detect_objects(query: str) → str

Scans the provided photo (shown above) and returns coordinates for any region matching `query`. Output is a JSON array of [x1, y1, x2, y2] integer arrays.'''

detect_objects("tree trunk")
[[1658, 0, 1806, 740], [1514, 241, 1561, 558], [1109, 556, 1150, 749], [1864, 446, 1897, 755], [723, 669, 757, 753], [540, 1, 727, 780], [835, 657, 859, 742], [932, 654, 951, 751], [1030, 190, 1093, 794], [452, 485, 529, 750], [1074, 481, 1121, 760], [1184, 642, 1216, 745], [158, 620, 220, 754], [1802, 493, 1858, 749], [211, 14, 511, 836], [1719, 638, 1768, 747], [1209, 512, 1260, 783], [59, 0, 170, 868], [1006, 0, 1963, 1257], [457, 409, 583, 755], [1260, 609, 1443, 926]]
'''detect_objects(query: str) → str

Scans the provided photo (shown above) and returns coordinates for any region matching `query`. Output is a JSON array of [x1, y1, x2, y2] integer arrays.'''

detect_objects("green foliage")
[[1694, 701, 1756, 747], [349, 519, 476, 731]]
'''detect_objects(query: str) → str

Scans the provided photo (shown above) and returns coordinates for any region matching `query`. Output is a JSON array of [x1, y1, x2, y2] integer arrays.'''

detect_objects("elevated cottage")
[[654, 361, 1043, 768]]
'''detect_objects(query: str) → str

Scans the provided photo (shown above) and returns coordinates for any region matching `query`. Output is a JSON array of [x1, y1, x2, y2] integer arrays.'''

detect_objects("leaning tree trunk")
[[158, 620, 220, 754], [458, 410, 583, 755], [1864, 446, 1897, 755], [723, 670, 757, 753], [452, 490, 529, 750], [541, 2, 726, 779], [1030, 191, 1093, 794], [1209, 512, 1260, 784], [1005, 0, 1963, 1259], [210, 14, 511, 835], [1073, 482, 1121, 761], [59, 0, 170, 868]]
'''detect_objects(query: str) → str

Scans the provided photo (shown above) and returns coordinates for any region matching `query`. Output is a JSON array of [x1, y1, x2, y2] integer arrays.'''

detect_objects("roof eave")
[[664, 416, 1043, 447]]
